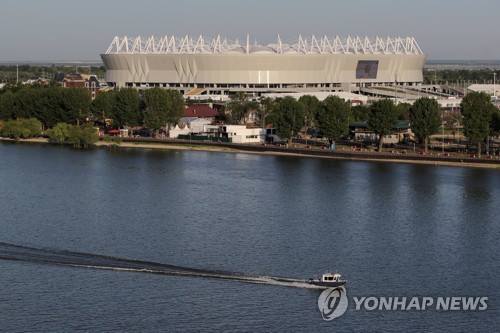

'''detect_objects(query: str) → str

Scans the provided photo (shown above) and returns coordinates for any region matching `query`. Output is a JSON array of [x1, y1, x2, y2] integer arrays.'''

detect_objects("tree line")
[[0, 64, 106, 83], [423, 69, 499, 85], [1, 83, 499, 155], [225, 92, 500, 155], [0, 85, 185, 132]]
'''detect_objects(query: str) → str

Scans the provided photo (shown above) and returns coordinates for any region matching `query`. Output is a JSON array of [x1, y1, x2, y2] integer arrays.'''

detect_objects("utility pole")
[[493, 71, 496, 100], [442, 113, 445, 155], [16, 64, 19, 84], [394, 73, 398, 105]]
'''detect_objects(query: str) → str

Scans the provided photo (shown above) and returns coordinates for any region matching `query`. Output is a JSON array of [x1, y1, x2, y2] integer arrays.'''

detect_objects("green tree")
[[317, 96, 351, 142], [91, 90, 114, 124], [269, 97, 305, 145], [66, 123, 99, 148], [298, 95, 321, 127], [409, 97, 441, 153], [143, 88, 185, 133], [460, 91, 495, 156], [164, 89, 185, 126], [258, 96, 276, 128], [352, 105, 370, 121], [0, 91, 16, 120], [143, 87, 170, 132], [46, 122, 71, 143], [227, 92, 258, 124], [396, 102, 412, 120], [1, 118, 41, 139], [61, 88, 92, 125], [367, 99, 399, 151], [490, 109, 500, 138], [111, 88, 142, 128]]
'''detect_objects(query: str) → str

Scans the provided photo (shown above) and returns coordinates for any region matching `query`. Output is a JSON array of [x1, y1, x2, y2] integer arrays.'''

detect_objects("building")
[[219, 125, 266, 143], [61, 74, 103, 100], [350, 120, 414, 144], [467, 84, 498, 98], [169, 122, 265, 144], [102, 35, 426, 96], [183, 104, 219, 119], [262, 91, 369, 105]]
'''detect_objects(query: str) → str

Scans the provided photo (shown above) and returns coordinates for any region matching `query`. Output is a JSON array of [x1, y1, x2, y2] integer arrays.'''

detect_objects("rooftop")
[[184, 105, 218, 118], [105, 35, 423, 56]]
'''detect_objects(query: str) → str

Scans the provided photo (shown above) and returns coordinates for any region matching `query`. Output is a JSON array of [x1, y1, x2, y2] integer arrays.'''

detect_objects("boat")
[[308, 272, 346, 287]]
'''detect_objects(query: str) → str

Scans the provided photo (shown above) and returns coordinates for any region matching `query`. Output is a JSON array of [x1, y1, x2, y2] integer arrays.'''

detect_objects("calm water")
[[0, 142, 499, 332]]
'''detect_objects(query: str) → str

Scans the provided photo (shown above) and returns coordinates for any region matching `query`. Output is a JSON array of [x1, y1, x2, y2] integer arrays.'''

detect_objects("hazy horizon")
[[1, 0, 499, 62]]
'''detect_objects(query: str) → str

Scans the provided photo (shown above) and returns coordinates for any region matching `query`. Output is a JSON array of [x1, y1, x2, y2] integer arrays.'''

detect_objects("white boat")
[[308, 272, 346, 287]]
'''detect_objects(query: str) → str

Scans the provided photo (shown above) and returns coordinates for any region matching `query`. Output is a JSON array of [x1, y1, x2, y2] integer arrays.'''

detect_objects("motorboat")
[[308, 272, 346, 287]]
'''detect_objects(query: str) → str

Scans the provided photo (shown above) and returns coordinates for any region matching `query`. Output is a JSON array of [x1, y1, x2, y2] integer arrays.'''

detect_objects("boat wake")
[[0, 242, 321, 289]]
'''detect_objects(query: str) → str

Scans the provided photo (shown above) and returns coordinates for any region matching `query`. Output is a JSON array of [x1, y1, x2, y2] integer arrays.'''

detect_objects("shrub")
[[0, 118, 42, 139], [46, 122, 98, 148]]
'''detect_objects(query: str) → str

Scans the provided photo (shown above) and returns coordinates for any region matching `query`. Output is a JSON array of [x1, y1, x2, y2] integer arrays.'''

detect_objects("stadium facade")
[[101, 35, 426, 96]]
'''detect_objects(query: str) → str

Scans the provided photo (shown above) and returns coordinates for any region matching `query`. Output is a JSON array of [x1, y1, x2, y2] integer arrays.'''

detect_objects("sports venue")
[[101, 35, 426, 97]]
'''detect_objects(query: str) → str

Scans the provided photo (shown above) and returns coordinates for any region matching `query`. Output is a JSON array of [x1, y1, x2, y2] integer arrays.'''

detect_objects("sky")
[[0, 0, 499, 61]]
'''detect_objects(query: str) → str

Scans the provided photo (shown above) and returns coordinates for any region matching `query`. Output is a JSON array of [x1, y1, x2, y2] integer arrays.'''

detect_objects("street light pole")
[[442, 113, 445, 154], [394, 74, 398, 105], [493, 72, 496, 100]]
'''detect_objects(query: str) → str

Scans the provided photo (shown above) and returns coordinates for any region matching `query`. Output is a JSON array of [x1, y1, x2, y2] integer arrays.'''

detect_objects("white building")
[[467, 84, 498, 97], [261, 91, 369, 105], [219, 125, 266, 144], [102, 35, 425, 96]]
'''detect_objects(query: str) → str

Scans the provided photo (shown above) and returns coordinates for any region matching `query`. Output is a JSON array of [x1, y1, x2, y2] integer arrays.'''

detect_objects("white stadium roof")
[[105, 35, 424, 56]]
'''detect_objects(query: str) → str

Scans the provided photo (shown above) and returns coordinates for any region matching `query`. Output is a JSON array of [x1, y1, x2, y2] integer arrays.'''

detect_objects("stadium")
[[101, 35, 426, 97]]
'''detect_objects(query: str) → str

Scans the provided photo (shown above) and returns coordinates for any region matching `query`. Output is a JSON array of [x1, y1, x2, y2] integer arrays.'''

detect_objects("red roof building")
[[62, 74, 102, 100], [184, 105, 218, 118]]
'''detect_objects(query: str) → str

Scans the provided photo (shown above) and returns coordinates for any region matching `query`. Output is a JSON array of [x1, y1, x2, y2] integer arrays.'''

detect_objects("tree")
[[143, 88, 185, 133], [61, 88, 92, 125], [269, 96, 305, 145], [460, 91, 495, 156], [317, 96, 351, 143], [1, 118, 42, 139], [65, 123, 99, 148], [46, 122, 71, 143], [227, 92, 257, 124], [258, 96, 276, 128], [0, 91, 16, 120], [298, 95, 321, 127], [91, 90, 114, 124], [164, 89, 185, 126], [367, 99, 399, 151], [352, 105, 370, 121], [396, 102, 412, 120], [143, 88, 170, 133], [409, 97, 441, 153], [111, 88, 142, 128], [490, 109, 500, 138]]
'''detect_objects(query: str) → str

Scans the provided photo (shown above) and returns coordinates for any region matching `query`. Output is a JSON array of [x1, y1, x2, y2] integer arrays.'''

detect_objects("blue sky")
[[0, 0, 498, 61]]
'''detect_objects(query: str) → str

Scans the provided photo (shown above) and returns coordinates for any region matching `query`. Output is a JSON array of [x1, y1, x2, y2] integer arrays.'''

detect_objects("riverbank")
[[2, 137, 500, 169]]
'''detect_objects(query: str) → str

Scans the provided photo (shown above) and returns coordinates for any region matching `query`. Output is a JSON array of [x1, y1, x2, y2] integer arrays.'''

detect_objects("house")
[[218, 125, 266, 144], [169, 118, 218, 138], [350, 120, 414, 144], [23, 77, 48, 86], [183, 104, 218, 120], [61, 73, 103, 100]]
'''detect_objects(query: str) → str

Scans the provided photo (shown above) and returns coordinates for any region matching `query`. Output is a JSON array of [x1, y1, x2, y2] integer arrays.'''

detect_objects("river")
[[0, 141, 498, 332]]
